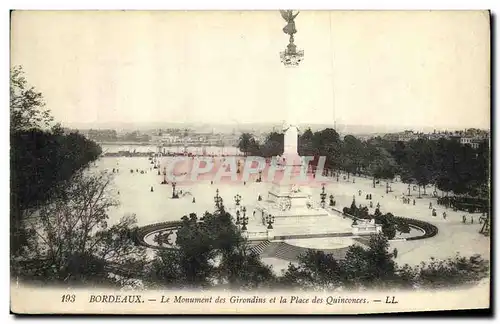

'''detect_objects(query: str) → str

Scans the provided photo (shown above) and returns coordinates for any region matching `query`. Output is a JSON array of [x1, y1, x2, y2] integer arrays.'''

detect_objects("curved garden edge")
[[133, 210, 439, 254], [332, 207, 439, 241]]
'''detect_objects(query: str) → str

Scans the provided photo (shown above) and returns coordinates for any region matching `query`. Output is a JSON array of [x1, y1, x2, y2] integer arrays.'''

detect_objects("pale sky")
[[11, 10, 490, 130]]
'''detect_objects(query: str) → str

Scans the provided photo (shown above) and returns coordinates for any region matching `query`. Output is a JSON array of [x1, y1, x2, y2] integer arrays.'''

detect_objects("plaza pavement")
[[95, 156, 490, 272]]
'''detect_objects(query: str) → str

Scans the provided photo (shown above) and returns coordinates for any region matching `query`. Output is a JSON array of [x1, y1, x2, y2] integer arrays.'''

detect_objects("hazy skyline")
[[11, 11, 490, 130]]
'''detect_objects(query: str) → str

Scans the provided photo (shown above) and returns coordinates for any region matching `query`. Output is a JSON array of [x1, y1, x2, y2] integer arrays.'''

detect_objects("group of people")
[[462, 214, 475, 224], [401, 197, 415, 205], [129, 168, 147, 174]]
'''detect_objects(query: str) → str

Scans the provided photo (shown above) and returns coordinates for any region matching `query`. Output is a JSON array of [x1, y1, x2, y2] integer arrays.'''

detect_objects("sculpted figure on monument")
[[280, 10, 299, 36]]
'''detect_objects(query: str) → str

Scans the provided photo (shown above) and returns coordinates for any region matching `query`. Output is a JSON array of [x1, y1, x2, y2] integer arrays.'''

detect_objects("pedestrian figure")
[[443, 212, 447, 220], [432, 208, 437, 217], [393, 248, 398, 259], [471, 217, 474, 224], [462, 215, 467, 224], [151, 186, 154, 192], [244, 181, 246, 185], [429, 202, 432, 209], [376, 202, 380, 209], [192, 197, 196, 203], [413, 199, 416, 206], [118, 191, 120, 195], [353, 179, 355, 183], [359, 190, 362, 196], [211, 180, 214, 185], [370, 201, 373, 208], [366, 194, 369, 200]]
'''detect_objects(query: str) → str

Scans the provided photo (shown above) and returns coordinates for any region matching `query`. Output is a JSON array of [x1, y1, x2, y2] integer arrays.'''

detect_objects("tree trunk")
[[373, 178, 376, 188], [423, 185, 427, 195], [418, 186, 421, 198]]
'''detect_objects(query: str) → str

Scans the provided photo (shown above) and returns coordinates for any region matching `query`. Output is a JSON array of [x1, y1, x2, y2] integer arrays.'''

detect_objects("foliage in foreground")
[[278, 235, 489, 291], [13, 171, 147, 288], [145, 213, 489, 291]]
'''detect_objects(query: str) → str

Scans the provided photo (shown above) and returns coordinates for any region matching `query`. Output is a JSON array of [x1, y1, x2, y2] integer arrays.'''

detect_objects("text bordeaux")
[[89, 295, 144, 303]]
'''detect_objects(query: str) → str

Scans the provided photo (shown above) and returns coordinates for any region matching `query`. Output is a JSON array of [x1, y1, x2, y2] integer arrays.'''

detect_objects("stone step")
[[249, 240, 271, 254]]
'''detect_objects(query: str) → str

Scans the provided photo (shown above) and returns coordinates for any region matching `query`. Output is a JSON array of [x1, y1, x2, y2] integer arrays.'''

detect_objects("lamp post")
[[241, 207, 249, 231], [234, 194, 241, 207], [266, 214, 275, 229], [236, 210, 241, 225], [172, 182, 177, 198], [320, 184, 327, 208], [214, 189, 223, 210]]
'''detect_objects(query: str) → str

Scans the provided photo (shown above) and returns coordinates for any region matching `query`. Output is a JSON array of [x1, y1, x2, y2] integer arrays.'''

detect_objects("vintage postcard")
[[10, 10, 491, 315]]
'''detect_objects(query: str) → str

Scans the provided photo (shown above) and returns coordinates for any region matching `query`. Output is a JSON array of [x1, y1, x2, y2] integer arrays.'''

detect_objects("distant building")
[[383, 128, 489, 146], [459, 136, 487, 149]]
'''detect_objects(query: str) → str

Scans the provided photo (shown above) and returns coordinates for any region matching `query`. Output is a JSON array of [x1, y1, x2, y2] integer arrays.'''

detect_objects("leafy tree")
[[407, 139, 435, 197], [11, 129, 102, 255], [375, 213, 397, 240], [312, 128, 341, 169], [147, 211, 274, 290], [341, 135, 364, 178], [279, 250, 343, 291], [415, 254, 489, 289], [10, 67, 102, 256], [298, 128, 315, 156], [10, 66, 53, 132], [362, 234, 399, 288], [17, 172, 147, 286], [237, 133, 259, 156], [370, 160, 396, 188], [259, 141, 278, 158]]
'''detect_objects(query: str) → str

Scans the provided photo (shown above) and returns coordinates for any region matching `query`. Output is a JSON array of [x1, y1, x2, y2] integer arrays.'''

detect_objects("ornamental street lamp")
[[241, 207, 248, 231], [234, 194, 242, 207], [214, 189, 223, 210], [320, 184, 327, 208], [236, 210, 241, 225], [172, 182, 177, 199]]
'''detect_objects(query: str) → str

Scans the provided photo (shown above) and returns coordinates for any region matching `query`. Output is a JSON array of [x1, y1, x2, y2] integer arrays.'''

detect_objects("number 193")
[[61, 294, 76, 303]]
